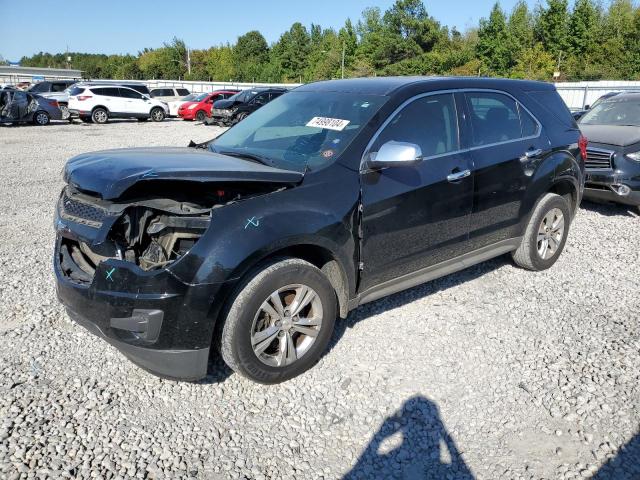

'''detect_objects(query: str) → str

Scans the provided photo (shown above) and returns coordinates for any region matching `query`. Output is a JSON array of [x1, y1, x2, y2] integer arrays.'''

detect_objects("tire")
[[219, 258, 337, 384], [150, 107, 165, 122], [33, 111, 50, 126], [234, 112, 248, 124], [512, 193, 571, 271], [91, 108, 108, 124], [195, 110, 206, 122], [59, 104, 70, 121]]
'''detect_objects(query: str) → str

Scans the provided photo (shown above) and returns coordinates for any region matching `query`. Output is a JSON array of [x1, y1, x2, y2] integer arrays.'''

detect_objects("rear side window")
[[151, 88, 173, 97], [526, 90, 577, 129], [30, 83, 49, 93], [90, 88, 107, 96], [371, 93, 459, 158], [51, 83, 68, 92], [129, 85, 149, 95], [69, 87, 85, 96], [466, 92, 521, 145], [519, 107, 538, 137], [119, 88, 141, 99], [176, 88, 190, 96]]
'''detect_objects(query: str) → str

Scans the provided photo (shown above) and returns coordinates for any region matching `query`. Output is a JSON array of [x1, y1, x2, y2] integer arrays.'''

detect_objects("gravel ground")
[[0, 119, 639, 480]]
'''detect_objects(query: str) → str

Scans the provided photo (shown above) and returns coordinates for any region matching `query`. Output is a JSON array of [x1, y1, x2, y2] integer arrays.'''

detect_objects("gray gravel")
[[0, 119, 639, 480]]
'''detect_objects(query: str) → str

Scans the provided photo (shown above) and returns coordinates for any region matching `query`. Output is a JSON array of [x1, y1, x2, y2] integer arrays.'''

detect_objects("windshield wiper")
[[217, 150, 273, 167]]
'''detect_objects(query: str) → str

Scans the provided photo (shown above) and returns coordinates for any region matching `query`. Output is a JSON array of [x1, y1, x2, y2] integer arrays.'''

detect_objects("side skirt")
[[352, 237, 521, 308]]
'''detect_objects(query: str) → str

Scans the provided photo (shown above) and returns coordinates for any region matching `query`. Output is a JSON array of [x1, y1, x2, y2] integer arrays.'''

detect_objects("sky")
[[0, 0, 534, 61]]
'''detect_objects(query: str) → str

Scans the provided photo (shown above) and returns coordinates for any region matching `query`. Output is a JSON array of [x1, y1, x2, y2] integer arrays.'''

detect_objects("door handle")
[[447, 169, 471, 182], [524, 148, 543, 158]]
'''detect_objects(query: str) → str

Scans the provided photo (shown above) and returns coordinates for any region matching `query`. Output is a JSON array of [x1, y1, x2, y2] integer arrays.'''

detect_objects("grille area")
[[60, 191, 107, 227], [585, 148, 614, 170]]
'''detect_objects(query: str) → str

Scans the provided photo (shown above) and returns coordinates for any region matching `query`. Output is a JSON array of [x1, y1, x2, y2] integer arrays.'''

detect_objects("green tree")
[[510, 43, 556, 80], [233, 31, 269, 81], [535, 0, 569, 60], [508, 1, 534, 56], [476, 3, 513, 75], [272, 23, 311, 82], [568, 0, 599, 55]]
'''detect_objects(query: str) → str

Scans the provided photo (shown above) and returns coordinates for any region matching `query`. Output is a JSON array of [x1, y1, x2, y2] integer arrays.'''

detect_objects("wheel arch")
[[91, 105, 109, 114]]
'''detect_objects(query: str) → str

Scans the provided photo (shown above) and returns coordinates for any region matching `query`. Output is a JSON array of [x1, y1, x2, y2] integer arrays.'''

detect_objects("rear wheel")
[[91, 108, 108, 124], [195, 110, 206, 122], [150, 107, 165, 122], [59, 104, 70, 121], [512, 193, 571, 271], [219, 258, 337, 384], [234, 112, 248, 124], [33, 111, 50, 126]]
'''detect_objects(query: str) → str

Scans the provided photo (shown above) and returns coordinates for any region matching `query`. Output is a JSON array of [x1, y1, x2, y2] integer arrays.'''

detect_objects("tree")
[[272, 23, 311, 82], [535, 0, 570, 60], [476, 3, 513, 75], [509, 1, 534, 56], [568, 0, 599, 55], [510, 43, 556, 80], [233, 31, 269, 81]]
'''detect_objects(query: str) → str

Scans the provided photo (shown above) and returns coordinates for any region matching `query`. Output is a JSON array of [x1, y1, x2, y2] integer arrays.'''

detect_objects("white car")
[[167, 92, 201, 117], [67, 85, 169, 124], [150, 87, 191, 103]]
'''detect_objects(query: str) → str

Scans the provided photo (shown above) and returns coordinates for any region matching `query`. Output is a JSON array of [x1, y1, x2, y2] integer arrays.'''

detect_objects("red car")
[[178, 90, 239, 121]]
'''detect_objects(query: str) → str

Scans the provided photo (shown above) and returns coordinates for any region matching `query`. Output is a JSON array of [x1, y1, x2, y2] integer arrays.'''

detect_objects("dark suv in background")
[[207, 87, 287, 126], [54, 77, 584, 384]]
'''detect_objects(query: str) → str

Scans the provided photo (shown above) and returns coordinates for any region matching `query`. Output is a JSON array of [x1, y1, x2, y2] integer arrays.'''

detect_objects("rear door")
[[463, 90, 548, 249], [119, 87, 148, 115], [93, 87, 121, 114], [360, 92, 474, 290]]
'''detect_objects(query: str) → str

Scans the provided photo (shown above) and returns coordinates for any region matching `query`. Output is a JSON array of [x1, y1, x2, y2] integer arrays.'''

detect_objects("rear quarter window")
[[176, 88, 190, 96], [526, 90, 577, 129], [69, 87, 85, 96]]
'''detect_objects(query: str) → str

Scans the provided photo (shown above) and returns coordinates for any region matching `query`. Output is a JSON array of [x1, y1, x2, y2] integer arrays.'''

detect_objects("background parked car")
[[178, 90, 240, 122], [150, 87, 191, 102], [28, 80, 77, 120], [207, 87, 287, 126], [67, 85, 168, 124], [168, 93, 200, 117], [578, 91, 640, 210], [0, 88, 62, 125]]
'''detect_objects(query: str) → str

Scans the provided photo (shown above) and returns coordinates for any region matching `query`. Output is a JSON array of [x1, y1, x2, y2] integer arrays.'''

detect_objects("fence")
[[554, 80, 640, 110]]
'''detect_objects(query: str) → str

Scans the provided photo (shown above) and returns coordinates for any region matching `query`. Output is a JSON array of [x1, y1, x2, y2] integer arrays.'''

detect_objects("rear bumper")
[[584, 170, 640, 206]]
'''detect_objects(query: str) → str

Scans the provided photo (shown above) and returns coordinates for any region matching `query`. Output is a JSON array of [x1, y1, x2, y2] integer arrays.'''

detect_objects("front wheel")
[[150, 107, 165, 122], [195, 110, 206, 122], [512, 193, 571, 271], [219, 258, 337, 384], [234, 112, 248, 124]]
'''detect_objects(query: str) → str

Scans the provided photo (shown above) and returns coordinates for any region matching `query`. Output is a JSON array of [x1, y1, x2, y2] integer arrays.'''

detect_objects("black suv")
[[207, 87, 287, 126], [54, 77, 584, 384]]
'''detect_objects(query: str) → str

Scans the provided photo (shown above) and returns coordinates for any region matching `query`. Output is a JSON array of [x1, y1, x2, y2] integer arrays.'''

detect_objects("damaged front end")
[[56, 181, 279, 284]]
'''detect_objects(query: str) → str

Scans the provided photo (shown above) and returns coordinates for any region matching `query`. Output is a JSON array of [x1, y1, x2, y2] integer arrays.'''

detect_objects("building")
[[0, 66, 84, 85]]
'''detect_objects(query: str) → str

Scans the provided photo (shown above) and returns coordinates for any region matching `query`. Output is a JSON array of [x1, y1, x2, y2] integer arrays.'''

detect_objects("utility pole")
[[187, 47, 191, 75], [341, 41, 346, 79]]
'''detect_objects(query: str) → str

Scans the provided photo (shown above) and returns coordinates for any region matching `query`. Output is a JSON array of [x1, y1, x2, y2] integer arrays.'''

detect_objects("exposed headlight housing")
[[625, 151, 640, 162]]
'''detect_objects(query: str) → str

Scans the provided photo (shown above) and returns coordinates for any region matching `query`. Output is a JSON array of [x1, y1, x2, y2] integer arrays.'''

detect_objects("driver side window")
[[371, 93, 460, 159]]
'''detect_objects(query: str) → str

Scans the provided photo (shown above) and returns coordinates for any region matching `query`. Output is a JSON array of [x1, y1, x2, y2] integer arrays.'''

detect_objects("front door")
[[360, 93, 474, 291], [119, 87, 149, 115]]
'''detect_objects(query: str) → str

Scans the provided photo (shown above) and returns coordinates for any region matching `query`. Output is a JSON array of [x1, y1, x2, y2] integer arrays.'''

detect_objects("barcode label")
[[306, 117, 351, 131]]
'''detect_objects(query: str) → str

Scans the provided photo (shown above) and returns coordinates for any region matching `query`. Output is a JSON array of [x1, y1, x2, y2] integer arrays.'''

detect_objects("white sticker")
[[306, 116, 351, 131]]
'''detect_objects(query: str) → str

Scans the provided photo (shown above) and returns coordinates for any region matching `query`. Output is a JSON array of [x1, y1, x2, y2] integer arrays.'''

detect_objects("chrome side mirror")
[[367, 141, 423, 169]]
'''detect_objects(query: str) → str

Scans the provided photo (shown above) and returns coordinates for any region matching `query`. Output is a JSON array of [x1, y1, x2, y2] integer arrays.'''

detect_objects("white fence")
[[554, 80, 640, 110], [146, 79, 302, 93]]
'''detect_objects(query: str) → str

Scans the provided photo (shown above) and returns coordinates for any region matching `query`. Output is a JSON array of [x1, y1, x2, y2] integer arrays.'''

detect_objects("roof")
[[297, 76, 555, 96], [0, 65, 83, 77], [604, 91, 640, 102]]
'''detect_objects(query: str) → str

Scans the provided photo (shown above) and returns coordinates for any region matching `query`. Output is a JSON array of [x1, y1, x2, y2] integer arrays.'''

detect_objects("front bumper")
[[584, 170, 640, 206], [54, 211, 220, 380]]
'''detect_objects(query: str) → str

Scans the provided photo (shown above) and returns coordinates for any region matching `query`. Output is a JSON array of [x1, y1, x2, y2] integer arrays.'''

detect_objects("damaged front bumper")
[[584, 170, 640, 206], [53, 188, 221, 380]]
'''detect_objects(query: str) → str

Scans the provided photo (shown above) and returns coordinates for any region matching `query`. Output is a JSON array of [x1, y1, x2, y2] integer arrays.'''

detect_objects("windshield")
[[192, 93, 209, 102], [211, 90, 388, 172], [580, 98, 640, 126], [181, 93, 199, 101], [227, 90, 257, 103]]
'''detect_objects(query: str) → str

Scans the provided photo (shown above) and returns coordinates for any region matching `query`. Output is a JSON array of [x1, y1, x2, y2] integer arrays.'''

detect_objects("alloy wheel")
[[537, 208, 565, 260], [93, 110, 107, 123], [250, 284, 323, 367], [35, 112, 49, 125]]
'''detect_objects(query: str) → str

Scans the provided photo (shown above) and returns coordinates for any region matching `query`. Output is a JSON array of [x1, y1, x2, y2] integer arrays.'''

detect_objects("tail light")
[[579, 135, 588, 163], [48, 100, 59, 107], [77, 95, 93, 101]]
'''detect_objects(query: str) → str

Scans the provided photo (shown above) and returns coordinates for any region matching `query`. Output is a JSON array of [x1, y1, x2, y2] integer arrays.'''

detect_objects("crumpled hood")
[[579, 124, 640, 147], [212, 99, 235, 110], [64, 147, 303, 200]]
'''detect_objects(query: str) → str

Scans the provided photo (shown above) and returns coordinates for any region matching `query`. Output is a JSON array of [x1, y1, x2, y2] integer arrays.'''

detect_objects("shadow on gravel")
[[327, 255, 509, 356], [199, 357, 233, 384], [592, 432, 640, 480], [343, 395, 474, 480], [580, 200, 638, 217]]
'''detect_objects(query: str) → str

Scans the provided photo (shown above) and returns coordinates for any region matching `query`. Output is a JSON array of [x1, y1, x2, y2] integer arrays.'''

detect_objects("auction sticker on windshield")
[[306, 117, 351, 131]]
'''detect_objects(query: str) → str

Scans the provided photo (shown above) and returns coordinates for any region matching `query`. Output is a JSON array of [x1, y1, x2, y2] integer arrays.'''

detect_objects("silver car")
[[0, 89, 63, 125]]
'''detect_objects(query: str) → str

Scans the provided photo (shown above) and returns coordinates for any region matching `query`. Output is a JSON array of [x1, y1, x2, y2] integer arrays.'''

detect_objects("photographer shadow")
[[344, 395, 475, 480]]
